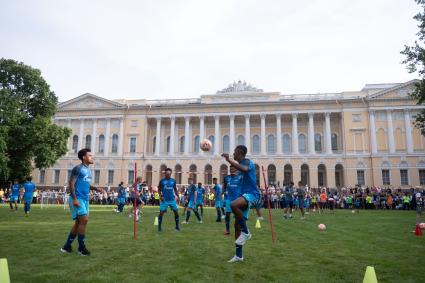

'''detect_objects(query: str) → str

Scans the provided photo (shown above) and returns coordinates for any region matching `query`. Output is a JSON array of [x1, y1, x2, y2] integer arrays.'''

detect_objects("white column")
[[276, 114, 282, 155], [79, 119, 84, 149], [292, 113, 299, 154], [325, 112, 332, 154], [92, 119, 97, 152], [260, 114, 266, 155], [308, 113, 315, 155], [214, 116, 220, 155], [404, 109, 413, 154], [230, 115, 235, 152], [199, 116, 205, 155], [67, 119, 72, 155], [170, 116, 175, 156], [155, 117, 161, 156], [386, 110, 395, 153], [105, 118, 111, 155], [245, 115, 251, 155], [118, 118, 124, 155], [369, 111, 377, 154], [184, 117, 190, 156]]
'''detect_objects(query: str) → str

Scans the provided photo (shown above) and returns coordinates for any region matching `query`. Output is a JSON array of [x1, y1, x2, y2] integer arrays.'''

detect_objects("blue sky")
[[0, 0, 420, 102]]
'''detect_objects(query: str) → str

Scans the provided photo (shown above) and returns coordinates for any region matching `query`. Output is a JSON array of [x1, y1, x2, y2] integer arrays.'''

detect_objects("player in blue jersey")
[[195, 182, 206, 217], [182, 177, 202, 224], [157, 168, 180, 232], [223, 165, 242, 235], [9, 180, 21, 211], [213, 177, 224, 222], [222, 145, 260, 263], [115, 182, 126, 213], [129, 177, 144, 221], [61, 148, 99, 256], [23, 176, 36, 216]]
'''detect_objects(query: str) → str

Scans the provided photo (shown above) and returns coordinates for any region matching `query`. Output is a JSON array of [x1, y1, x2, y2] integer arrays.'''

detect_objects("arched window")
[[98, 134, 105, 153], [208, 135, 215, 152], [72, 135, 78, 153], [179, 136, 185, 153], [237, 135, 245, 146], [204, 164, 212, 185], [267, 134, 276, 154], [112, 134, 118, 153], [298, 134, 307, 153], [160, 164, 167, 180], [331, 133, 338, 151], [314, 133, 322, 152], [220, 164, 228, 183], [175, 164, 182, 184], [166, 136, 170, 153], [267, 164, 276, 185], [222, 135, 230, 153], [283, 134, 291, 153], [85, 135, 91, 149], [145, 165, 153, 186], [152, 137, 156, 153], [194, 136, 200, 153], [189, 164, 197, 183], [252, 135, 260, 154]]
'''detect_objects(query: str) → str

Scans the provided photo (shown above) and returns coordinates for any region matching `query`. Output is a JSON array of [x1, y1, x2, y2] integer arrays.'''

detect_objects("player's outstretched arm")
[[221, 153, 249, 172]]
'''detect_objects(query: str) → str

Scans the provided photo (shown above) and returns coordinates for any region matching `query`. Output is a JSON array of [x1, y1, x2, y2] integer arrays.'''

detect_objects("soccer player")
[[296, 181, 306, 219], [222, 145, 260, 263], [182, 177, 202, 224], [129, 177, 143, 221], [116, 182, 126, 213], [319, 189, 328, 213], [23, 176, 36, 216], [283, 182, 294, 219], [213, 177, 224, 222], [61, 148, 99, 256], [157, 168, 180, 232], [196, 182, 206, 217], [9, 179, 21, 211], [223, 165, 241, 235]]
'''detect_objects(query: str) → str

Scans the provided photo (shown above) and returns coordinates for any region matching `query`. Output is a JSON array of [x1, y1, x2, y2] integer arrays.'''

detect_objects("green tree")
[[401, 0, 425, 135], [0, 58, 71, 183]]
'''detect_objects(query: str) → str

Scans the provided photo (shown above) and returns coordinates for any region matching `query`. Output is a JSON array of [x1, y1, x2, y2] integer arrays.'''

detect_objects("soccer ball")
[[420, 223, 425, 229], [200, 139, 212, 151], [351, 210, 355, 214], [318, 224, 326, 231]]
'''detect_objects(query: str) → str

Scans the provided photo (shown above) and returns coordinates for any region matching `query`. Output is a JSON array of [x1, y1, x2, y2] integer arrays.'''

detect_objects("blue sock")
[[186, 211, 191, 222], [158, 215, 163, 230], [225, 213, 230, 232], [65, 232, 76, 247], [238, 218, 249, 234], [24, 203, 28, 213], [235, 244, 243, 258], [77, 234, 85, 249], [175, 215, 179, 229], [26, 203, 30, 212]]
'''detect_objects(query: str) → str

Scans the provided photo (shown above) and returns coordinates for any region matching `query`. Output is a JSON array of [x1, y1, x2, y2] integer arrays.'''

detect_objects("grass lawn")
[[0, 204, 424, 283]]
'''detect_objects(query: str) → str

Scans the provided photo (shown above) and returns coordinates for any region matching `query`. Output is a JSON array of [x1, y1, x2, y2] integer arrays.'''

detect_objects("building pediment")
[[367, 79, 419, 101], [59, 93, 124, 110]]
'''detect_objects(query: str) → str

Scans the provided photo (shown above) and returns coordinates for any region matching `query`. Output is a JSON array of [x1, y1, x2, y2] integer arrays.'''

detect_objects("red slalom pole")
[[261, 165, 276, 244], [133, 162, 137, 240]]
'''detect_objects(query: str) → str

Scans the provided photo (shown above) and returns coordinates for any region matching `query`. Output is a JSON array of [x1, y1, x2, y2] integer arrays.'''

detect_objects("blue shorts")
[[225, 199, 232, 213], [196, 200, 204, 206], [242, 193, 259, 220], [24, 197, 32, 205], [69, 197, 89, 220], [285, 200, 294, 208], [188, 200, 196, 209], [117, 197, 126, 204], [160, 200, 178, 212], [298, 199, 305, 208], [215, 199, 223, 208], [10, 195, 19, 202]]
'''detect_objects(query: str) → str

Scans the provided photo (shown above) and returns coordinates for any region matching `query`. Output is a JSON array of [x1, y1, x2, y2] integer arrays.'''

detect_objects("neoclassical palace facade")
[[33, 80, 425, 189]]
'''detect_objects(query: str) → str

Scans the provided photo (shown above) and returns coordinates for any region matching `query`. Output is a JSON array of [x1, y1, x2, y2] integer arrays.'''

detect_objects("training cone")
[[154, 217, 158, 226], [0, 259, 10, 283], [255, 219, 261, 229], [415, 224, 423, 236], [362, 266, 378, 283]]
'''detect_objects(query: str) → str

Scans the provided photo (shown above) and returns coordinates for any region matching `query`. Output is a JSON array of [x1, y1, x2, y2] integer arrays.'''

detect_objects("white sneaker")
[[228, 255, 244, 263], [129, 214, 133, 218], [197, 220, 203, 224], [182, 221, 188, 224], [221, 215, 225, 219], [235, 232, 252, 245], [257, 217, 264, 221]]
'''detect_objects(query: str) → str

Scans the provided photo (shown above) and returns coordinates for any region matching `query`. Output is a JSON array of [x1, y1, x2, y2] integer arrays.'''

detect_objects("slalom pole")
[[133, 162, 137, 240], [261, 165, 276, 244]]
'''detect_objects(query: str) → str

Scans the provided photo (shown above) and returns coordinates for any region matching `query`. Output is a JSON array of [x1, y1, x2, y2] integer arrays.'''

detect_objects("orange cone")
[[415, 224, 423, 236]]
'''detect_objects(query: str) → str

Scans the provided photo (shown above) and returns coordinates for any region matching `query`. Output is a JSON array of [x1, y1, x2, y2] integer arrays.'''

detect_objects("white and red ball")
[[200, 139, 212, 152], [318, 223, 326, 231], [420, 223, 425, 229]]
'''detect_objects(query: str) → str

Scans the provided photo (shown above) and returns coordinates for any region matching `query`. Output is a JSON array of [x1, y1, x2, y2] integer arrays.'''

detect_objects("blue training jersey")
[[11, 184, 20, 197], [118, 186, 126, 198], [196, 187, 205, 201], [188, 184, 197, 202], [70, 163, 92, 201], [159, 178, 177, 202], [23, 182, 35, 199], [225, 175, 242, 201], [238, 158, 259, 197], [214, 184, 222, 201]]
